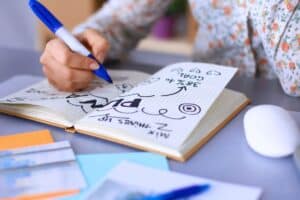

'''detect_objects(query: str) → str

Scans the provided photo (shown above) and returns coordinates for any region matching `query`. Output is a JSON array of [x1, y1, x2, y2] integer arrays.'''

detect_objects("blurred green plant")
[[166, 0, 187, 16]]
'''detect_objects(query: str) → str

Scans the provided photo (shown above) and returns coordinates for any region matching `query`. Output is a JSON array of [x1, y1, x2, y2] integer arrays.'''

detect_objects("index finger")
[[46, 39, 99, 70]]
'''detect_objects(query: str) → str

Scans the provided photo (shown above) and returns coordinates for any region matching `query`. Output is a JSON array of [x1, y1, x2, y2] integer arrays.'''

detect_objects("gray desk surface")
[[0, 47, 299, 199]]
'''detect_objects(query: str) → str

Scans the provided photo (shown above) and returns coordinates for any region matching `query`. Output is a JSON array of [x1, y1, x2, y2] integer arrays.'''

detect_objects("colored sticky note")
[[0, 130, 53, 151], [63, 152, 169, 200]]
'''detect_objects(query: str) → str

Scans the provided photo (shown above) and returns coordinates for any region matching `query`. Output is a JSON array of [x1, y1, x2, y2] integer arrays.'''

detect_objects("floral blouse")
[[74, 0, 300, 97]]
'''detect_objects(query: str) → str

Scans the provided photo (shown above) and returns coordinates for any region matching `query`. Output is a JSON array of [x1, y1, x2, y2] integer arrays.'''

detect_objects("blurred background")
[[0, 0, 197, 55]]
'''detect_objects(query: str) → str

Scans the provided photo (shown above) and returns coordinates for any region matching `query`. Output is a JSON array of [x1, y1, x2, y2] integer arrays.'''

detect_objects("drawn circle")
[[178, 103, 201, 115]]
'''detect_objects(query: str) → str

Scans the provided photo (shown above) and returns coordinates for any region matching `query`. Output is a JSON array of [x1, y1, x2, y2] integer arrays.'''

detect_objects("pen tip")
[[93, 65, 113, 84]]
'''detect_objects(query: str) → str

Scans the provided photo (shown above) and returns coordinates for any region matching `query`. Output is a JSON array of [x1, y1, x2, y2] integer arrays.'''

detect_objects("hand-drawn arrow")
[[161, 86, 187, 97]]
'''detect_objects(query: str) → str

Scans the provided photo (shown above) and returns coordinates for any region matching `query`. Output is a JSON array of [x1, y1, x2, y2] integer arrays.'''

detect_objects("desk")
[[0, 47, 299, 200]]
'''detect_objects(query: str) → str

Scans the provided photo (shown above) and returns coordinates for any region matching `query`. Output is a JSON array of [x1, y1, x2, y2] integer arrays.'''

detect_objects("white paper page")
[[77, 62, 237, 148], [84, 161, 262, 200], [0, 70, 150, 123]]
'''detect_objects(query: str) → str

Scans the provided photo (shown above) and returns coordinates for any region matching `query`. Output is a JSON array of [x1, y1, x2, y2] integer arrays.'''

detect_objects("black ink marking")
[[119, 93, 155, 98], [113, 107, 138, 114], [155, 123, 172, 132], [66, 99, 89, 113], [115, 83, 134, 93], [79, 99, 107, 109], [178, 103, 201, 115], [189, 68, 201, 74], [66, 93, 109, 113], [95, 107, 113, 112], [171, 67, 184, 74], [25, 88, 60, 96], [87, 93, 109, 102], [120, 119, 151, 129], [161, 86, 187, 97], [97, 98, 142, 109], [139, 77, 161, 86], [89, 113, 130, 122], [141, 107, 186, 120], [206, 70, 222, 76], [66, 93, 88, 99], [148, 130, 170, 139], [180, 73, 204, 82]]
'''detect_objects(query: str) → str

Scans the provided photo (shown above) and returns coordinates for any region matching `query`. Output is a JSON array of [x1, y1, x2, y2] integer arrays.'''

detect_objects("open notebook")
[[0, 62, 250, 161]]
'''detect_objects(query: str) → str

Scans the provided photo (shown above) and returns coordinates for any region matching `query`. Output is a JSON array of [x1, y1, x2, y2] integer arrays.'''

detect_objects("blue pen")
[[141, 184, 210, 200], [29, 0, 113, 83]]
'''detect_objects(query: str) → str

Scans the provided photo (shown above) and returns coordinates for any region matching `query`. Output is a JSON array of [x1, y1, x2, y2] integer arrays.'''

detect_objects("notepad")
[[84, 162, 262, 200], [0, 129, 53, 151], [0, 62, 250, 161], [0, 141, 86, 200]]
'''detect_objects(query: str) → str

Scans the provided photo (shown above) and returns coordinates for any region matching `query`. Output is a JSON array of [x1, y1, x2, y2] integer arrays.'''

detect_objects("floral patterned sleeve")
[[248, 0, 300, 96], [73, 0, 171, 59]]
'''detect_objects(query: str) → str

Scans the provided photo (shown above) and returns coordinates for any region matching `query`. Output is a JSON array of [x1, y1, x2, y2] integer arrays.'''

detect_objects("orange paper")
[[0, 129, 53, 151]]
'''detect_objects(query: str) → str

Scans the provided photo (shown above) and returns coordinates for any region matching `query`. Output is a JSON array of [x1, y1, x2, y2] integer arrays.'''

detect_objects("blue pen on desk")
[[141, 184, 210, 200], [28, 0, 113, 83]]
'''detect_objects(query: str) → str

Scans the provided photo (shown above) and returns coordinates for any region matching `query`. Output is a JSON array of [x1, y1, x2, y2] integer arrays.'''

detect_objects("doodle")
[[87, 93, 109, 102], [66, 99, 89, 113], [189, 68, 201, 74], [179, 73, 204, 82], [161, 86, 187, 97], [66, 93, 89, 99], [97, 98, 142, 109], [155, 123, 172, 132], [178, 103, 201, 115], [113, 107, 138, 114], [206, 70, 221, 76], [66, 93, 109, 113], [25, 88, 60, 96], [120, 119, 151, 129], [170, 67, 184, 74], [147, 130, 170, 139], [176, 79, 201, 88], [115, 83, 134, 93], [89, 113, 129, 123], [5, 97, 27, 103], [119, 93, 155, 98], [139, 77, 160, 86], [141, 107, 186, 120], [79, 99, 107, 109]]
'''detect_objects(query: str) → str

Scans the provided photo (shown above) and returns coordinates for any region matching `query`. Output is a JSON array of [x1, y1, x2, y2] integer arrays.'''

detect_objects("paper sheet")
[[84, 161, 262, 200], [0, 129, 53, 151], [0, 141, 86, 199], [0, 70, 149, 123], [77, 63, 237, 148]]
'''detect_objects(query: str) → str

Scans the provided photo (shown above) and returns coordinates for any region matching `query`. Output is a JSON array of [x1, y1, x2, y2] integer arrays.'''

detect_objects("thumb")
[[77, 29, 110, 63]]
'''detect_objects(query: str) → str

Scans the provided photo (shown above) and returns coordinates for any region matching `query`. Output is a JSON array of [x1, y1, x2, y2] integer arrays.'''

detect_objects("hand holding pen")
[[29, 0, 113, 92]]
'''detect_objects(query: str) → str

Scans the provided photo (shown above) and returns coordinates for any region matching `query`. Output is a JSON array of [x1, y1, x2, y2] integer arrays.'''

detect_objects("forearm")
[[73, 0, 172, 59]]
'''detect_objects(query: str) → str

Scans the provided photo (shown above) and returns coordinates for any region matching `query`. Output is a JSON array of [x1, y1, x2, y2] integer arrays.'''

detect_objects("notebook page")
[[0, 70, 149, 123], [76, 62, 237, 148]]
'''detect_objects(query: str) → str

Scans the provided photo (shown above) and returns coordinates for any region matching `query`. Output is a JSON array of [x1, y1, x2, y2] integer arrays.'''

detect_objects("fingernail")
[[90, 63, 99, 70]]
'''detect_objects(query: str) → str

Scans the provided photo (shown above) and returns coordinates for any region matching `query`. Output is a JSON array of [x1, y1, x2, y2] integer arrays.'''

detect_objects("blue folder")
[[63, 152, 169, 200]]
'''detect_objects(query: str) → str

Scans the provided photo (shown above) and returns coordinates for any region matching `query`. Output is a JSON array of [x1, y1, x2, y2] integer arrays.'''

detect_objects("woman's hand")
[[40, 29, 110, 92]]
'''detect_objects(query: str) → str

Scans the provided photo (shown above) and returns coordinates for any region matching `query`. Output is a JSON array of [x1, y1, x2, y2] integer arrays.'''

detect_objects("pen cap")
[[29, 0, 63, 33]]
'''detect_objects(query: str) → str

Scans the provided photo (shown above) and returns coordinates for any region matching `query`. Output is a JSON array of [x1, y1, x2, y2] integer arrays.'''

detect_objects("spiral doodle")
[[178, 103, 201, 115]]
